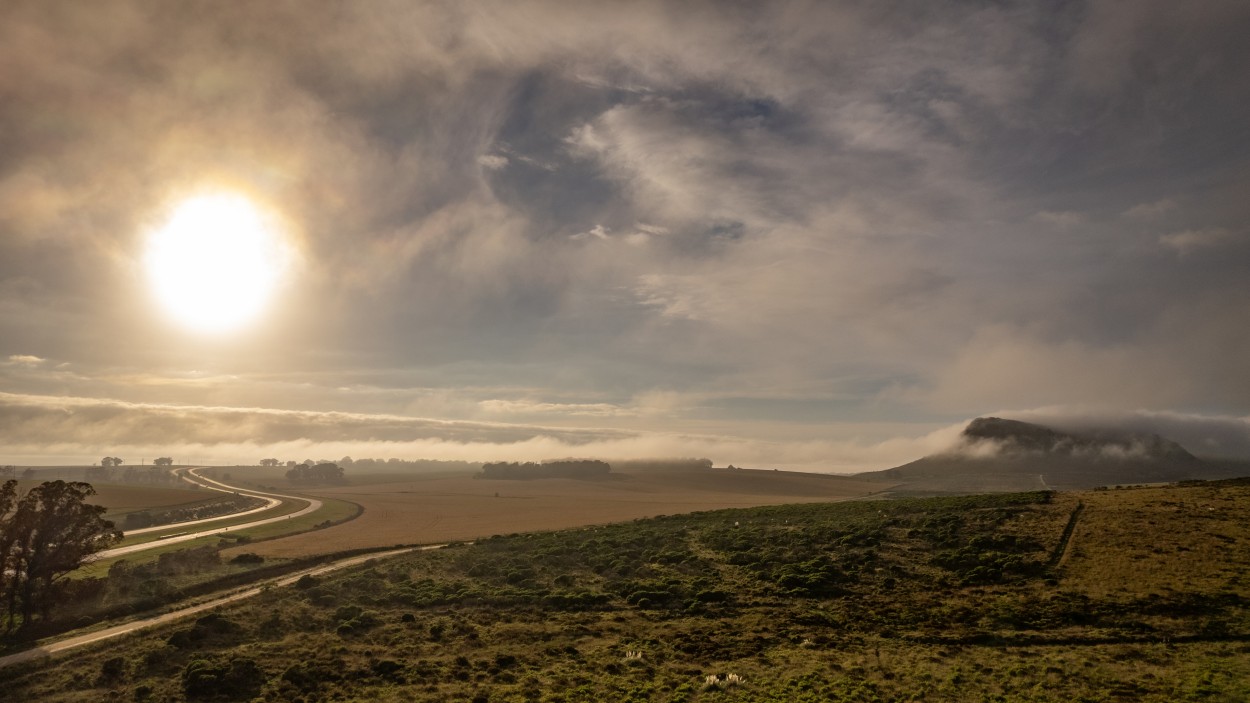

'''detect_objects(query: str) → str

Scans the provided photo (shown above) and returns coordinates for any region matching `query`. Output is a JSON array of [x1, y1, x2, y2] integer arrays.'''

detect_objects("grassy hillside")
[[3, 481, 1249, 701]]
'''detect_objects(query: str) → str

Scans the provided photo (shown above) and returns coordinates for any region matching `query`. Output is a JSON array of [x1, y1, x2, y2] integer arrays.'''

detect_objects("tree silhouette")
[[1, 480, 119, 629], [285, 462, 345, 484]]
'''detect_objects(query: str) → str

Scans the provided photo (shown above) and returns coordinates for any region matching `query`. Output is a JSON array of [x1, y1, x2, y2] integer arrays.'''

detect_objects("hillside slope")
[[859, 416, 1240, 494]]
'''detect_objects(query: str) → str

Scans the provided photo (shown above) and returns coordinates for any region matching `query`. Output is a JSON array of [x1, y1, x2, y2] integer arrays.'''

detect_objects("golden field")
[[77, 482, 216, 520], [223, 468, 892, 558]]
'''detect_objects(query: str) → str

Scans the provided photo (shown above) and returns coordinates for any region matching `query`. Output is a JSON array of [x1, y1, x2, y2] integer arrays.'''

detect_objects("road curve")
[[95, 469, 323, 560], [121, 468, 282, 537], [0, 546, 439, 670]]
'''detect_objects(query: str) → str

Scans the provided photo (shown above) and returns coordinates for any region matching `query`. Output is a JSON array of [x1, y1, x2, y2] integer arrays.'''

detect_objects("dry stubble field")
[[58, 482, 215, 520], [223, 469, 893, 559]]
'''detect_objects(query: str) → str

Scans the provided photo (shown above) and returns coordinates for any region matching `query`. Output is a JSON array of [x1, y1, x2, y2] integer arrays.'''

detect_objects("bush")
[[98, 656, 126, 684], [182, 656, 266, 700]]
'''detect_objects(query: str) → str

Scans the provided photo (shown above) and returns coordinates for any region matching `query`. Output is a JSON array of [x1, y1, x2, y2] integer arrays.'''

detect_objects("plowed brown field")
[[85, 483, 216, 518], [224, 469, 892, 558]]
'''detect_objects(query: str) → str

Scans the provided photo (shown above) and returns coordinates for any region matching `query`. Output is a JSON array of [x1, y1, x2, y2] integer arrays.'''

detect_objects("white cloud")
[[477, 154, 509, 170], [478, 399, 632, 417], [0, 391, 964, 472], [1123, 197, 1178, 220], [1033, 210, 1085, 228], [1159, 227, 1236, 255], [571, 224, 611, 241]]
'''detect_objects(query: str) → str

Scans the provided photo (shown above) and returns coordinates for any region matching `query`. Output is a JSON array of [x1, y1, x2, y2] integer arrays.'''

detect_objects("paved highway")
[[94, 468, 323, 559], [121, 468, 282, 536], [0, 546, 436, 670]]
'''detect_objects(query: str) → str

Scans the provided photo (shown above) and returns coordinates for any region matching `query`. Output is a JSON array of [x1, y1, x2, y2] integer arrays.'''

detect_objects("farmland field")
[[221, 468, 892, 559], [67, 482, 220, 521]]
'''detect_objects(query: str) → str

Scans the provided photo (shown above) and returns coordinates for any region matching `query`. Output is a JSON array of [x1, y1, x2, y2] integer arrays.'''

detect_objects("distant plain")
[[222, 468, 892, 558]]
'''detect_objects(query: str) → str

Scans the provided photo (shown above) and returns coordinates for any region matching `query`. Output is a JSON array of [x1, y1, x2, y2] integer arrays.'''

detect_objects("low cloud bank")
[[939, 408, 1250, 461], [0, 392, 961, 472], [6, 393, 1246, 472], [1014, 408, 1250, 459]]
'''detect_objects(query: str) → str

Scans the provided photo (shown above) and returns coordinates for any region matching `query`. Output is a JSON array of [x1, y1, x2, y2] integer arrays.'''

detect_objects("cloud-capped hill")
[[958, 417, 1198, 463], [858, 417, 1231, 495]]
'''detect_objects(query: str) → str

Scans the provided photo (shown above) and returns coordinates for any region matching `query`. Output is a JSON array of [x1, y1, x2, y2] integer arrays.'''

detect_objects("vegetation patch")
[[3, 483, 1250, 701]]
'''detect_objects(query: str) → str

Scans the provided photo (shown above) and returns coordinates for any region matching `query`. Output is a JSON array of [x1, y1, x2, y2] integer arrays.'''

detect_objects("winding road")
[[0, 468, 399, 670], [0, 545, 437, 670], [95, 468, 323, 559]]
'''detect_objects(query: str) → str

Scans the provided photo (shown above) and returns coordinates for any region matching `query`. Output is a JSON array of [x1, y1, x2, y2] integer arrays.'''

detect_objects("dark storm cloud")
[[2, 1, 1249, 468]]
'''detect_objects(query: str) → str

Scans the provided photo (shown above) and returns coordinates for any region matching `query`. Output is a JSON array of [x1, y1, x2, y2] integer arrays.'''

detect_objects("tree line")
[[262, 457, 479, 473], [85, 464, 180, 485], [479, 459, 611, 480], [0, 480, 119, 633], [285, 462, 345, 484]]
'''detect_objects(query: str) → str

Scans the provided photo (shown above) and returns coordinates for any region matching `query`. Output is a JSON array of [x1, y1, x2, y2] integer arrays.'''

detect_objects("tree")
[[153, 457, 174, 467], [259, 459, 281, 467], [0, 481, 18, 630], [285, 462, 345, 484], [3, 481, 120, 629]]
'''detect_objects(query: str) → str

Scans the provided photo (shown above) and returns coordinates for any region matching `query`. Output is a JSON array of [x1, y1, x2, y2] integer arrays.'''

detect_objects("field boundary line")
[[1049, 501, 1085, 570]]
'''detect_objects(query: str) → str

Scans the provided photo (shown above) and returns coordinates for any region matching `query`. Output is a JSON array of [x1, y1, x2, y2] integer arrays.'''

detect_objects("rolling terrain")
[[2, 478, 1248, 701]]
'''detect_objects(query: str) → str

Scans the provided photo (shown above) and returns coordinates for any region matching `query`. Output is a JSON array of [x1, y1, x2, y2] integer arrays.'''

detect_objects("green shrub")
[[182, 656, 266, 700]]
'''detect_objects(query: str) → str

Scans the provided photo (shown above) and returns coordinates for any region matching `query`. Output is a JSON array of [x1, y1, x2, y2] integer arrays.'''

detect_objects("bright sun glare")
[[145, 193, 291, 334]]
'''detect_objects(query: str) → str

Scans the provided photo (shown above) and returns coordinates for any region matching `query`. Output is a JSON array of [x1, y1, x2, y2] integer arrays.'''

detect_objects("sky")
[[2, 1, 1250, 470]]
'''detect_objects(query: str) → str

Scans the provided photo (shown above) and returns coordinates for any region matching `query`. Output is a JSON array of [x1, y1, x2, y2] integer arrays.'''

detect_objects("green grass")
[[217, 496, 360, 542]]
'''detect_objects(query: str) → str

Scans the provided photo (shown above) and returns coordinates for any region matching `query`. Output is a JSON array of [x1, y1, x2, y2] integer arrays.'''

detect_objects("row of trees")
[[0, 466, 36, 481], [84, 464, 180, 485], [102, 456, 173, 468], [285, 462, 345, 484], [0, 480, 120, 633], [262, 457, 479, 473], [480, 460, 611, 480]]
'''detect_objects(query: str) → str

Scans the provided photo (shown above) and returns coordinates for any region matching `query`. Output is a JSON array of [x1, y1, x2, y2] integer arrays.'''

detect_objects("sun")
[[144, 193, 292, 334]]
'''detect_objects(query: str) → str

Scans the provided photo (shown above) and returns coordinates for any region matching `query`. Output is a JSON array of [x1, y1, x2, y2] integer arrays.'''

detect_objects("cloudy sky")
[[3, 1, 1250, 469]]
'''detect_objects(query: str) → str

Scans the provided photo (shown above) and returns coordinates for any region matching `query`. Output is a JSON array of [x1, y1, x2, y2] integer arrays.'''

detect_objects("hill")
[[3, 480, 1249, 701], [858, 416, 1243, 495]]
